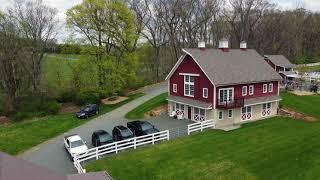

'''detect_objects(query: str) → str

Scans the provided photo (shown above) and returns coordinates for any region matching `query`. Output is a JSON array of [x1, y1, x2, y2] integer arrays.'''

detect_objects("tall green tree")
[[66, 0, 139, 94]]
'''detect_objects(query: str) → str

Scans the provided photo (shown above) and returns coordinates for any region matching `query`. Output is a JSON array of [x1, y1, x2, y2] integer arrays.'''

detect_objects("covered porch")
[[167, 95, 213, 122]]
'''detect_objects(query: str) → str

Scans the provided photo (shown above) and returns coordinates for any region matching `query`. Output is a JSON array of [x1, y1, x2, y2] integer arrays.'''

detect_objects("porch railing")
[[217, 98, 244, 109]]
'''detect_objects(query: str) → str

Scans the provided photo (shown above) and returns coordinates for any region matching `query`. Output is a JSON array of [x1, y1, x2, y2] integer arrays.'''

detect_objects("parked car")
[[75, 104, 99, 119], [127, 120, 160, 136], [64, 134, 88, 160], [91, 130, 113, 147], [112, 125, 134, 141]]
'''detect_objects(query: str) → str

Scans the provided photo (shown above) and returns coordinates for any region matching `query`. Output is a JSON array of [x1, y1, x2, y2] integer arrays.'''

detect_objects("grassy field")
[[280, 91, 320, 119], [296, 65, 320, 72], [86, 117, 320, 180], [0, 93, 144, 155], [125, 93, 168, 120]]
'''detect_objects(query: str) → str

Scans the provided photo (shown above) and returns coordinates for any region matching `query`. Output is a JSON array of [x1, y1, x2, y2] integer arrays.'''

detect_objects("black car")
[[76, 104, 99, 119], [127, 120, 160, 136], [91, 130, 113, 147], [112, 125, 134, 141]]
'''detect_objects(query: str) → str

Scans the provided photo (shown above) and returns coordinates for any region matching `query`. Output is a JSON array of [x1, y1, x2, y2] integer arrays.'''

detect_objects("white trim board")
[[167, 99, 212, 110], [244, 99, 281, 107], [179, 73, 200, 76]]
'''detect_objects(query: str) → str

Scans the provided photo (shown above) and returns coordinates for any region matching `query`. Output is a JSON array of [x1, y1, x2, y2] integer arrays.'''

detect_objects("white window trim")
[[268, 83, 273, 93], [263, 84, 268, 93], [173, 84, 177, 93], [203, 88, 208, 98], [219, 88, 234, 103], [184, 75, 195, 97], [228, 109, 233, 118], [242, 86, 247, 96], [261, 103, 272, 117], [241, 106, 253, 121], [218, 111, 223, 120], [249, 85, 254, 95], [179, 73, 200, 76], [193, 107, 206, 121]]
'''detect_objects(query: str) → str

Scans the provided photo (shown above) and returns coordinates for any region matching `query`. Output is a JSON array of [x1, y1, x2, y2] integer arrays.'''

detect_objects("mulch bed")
[[59, 102, 80, 113], [280, 108, 317, 122], [0, 116, 10, 125], [101, 96, 128, 105], [144, 104, 168, 118]]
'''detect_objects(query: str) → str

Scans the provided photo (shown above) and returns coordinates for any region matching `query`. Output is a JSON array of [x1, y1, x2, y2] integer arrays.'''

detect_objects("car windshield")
[[141, 122, 154, 131], [81, 107, 90, 111], [70, 140, 84, 148], [99, 134, 113, 142], [121, 129, 133, 138]]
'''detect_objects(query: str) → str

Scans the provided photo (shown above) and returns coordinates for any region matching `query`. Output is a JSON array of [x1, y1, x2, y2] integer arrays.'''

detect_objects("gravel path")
[[20, 82, 167, 175]]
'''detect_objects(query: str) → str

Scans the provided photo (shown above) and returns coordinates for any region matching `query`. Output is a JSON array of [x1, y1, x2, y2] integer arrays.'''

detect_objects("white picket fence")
[[73, 130, 169, 173], [187, 120, 215, 135]]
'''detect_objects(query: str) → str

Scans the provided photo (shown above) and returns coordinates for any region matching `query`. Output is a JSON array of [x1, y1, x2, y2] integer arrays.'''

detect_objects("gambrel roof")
[[166, 49, 282, 86], [265, 55, 296, 68]]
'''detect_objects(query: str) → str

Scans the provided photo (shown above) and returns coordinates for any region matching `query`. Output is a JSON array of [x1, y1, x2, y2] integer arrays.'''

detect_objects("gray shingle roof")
[[167, 95, 212, 109], [265, 55, 295, 68], [183, 49, 282, 86], [244, 95, 281, 106]]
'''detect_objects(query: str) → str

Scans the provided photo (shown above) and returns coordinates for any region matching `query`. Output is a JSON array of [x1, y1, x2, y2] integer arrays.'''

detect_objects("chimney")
[[219, 38, 229, 52], [240, 41, 247, 50], [198, 41, 206, 51]]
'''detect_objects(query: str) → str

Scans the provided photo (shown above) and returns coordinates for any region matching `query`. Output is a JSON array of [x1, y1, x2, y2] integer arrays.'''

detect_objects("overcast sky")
[[0, 0, 319, 42]]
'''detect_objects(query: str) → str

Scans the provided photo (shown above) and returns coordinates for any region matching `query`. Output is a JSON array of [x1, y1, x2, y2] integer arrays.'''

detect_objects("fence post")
[[200, 122, 203, 132], [95, 147, 99, 160], [134, 137, 136, 149], [115, 143, 118, 154], [167, 130, 170, 140], [152, 134, 155, 145], [187, 125, 190, 135]]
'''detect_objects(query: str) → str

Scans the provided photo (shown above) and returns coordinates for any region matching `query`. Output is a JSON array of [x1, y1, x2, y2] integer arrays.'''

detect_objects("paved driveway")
[[21, 82, 168, 174]]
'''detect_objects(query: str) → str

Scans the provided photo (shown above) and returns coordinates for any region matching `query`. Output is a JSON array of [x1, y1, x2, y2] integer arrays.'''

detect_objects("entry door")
[[188, 106, 191, 119]]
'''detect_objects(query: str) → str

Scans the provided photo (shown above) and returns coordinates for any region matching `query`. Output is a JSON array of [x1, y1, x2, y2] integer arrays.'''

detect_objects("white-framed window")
[[218, 111, 223, 120], [184, 75, 194, 97], [263, 84, 268, 93], [249, 85, 254, 95], [219, 88, 234, 104], [173, 84, 177, 93], [194, 107, 206, 121], [241, 106, 252, 121], [261, 103, 272, 117], [176, 103, 184, 113], [268, 83, 273, 92], [228, 109, 233, 118], [203, 88, 208, 98], [242, 86, 247, 96]]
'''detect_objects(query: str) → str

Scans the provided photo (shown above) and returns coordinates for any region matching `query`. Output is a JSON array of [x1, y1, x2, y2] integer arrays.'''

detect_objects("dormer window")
[[242, 86, 247, 96], [249, 85, 254, 95], [203, 88, 208, 98], [268, 83, 273, 92], [184, 75, 194, 97]]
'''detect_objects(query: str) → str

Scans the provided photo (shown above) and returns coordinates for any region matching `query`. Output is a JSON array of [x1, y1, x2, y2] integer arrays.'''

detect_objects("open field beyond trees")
[[0, 93, 144, 155]]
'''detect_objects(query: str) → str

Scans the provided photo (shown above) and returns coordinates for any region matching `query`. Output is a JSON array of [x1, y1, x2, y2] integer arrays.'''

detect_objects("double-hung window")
[[218, 111, 223, 120], [184, 75, 194, 97], [219, 88, 234, 104], [228, 109, 233, 118], [263, 84, 268, 93], [242, 86, 247, 96], [203, 88, 208, 98], [249, 85, 254, 95], [241, 106, 252, 121], [173, 84, 177, 93], [268, 83, 273, 92]]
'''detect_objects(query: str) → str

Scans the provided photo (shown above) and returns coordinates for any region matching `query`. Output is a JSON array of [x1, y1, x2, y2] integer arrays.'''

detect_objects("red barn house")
[[165, 40, 282, 128]]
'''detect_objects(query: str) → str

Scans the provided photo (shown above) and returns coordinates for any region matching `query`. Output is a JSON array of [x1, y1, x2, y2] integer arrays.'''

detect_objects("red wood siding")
[[265, 59, 276, 70], [169, 55, 213, 103], [216, 81, 279, 105]]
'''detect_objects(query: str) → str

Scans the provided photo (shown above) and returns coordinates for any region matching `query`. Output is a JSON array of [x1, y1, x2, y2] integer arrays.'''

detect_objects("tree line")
[[0, 0, 320, 115]]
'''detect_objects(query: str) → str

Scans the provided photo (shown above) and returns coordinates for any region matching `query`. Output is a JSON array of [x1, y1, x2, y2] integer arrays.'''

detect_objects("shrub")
[[74, 90, 100, 106], [41, 101, 60, 115], [57, 90, 75, 103], [12, 112, 33, 122]]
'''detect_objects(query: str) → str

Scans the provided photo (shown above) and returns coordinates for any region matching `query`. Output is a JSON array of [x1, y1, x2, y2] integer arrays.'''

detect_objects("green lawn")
[[296, 65, 320, 72], [86, 117, 320, 180], [280, 92, 320, 119], [0, 93, 144, 155], [125, 93, 168, 120]]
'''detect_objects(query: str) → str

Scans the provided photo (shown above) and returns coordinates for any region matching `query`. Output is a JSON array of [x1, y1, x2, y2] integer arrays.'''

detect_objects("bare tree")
[[9, 0, 58, 91]]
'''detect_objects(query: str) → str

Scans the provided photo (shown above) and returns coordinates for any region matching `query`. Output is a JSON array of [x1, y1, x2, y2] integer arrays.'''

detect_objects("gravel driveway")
[[21, 82, 167, 174]]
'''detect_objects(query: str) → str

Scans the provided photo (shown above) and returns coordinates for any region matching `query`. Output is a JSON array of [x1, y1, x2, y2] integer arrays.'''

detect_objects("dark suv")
[[112, 125, 134, 141], [127, 120, 160, 136], [75, 104, 99, 119], [91, 130, 113, 147]]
